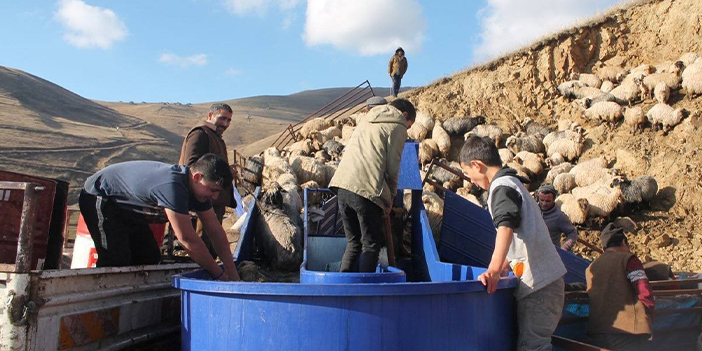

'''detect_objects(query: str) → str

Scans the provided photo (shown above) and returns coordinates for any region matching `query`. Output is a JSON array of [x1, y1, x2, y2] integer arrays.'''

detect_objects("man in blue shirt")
[[79, 153, 239, 281]]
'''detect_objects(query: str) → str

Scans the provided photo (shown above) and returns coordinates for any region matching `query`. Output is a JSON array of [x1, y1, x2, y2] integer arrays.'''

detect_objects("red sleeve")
[[626, 256, 655, 312]]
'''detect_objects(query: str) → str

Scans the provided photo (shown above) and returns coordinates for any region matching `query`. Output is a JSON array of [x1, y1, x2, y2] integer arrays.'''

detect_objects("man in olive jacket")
[[329, 98, 415, 272]]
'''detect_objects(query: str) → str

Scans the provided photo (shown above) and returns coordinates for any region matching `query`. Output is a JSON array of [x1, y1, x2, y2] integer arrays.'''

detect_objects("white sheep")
[[498, 148, 514, 165], [289, 156, 327, 187], [578, 73, 602, 88], [679, 52, 699, 67], [546, 152, 566, 168], [583, 101, 623, 127], [553, 173, 577, 195], [422, 191, 444, 244], [419, 139, 439, 165], [642, 61, 684, 92], [310, 125, 342, 148], [595, 65, 627, 83], [456, 187, 482, 207], [646, 103, 686, 133], [285, 139, 313, 156], [543, 128, 583, 149], [623, 106, 645, 134], [432, 123, 451, 157], [574, 166, 619, 187], [555, 194, 589, 225], [263, 156, 295, 186], [341, 125, 356, 142], [466, 124, 503, 146], [571, 180, 622, 218], [257, 182, 303, 271], [609, 76, 647, 105], [600, 80, 615, 93], [569, 156, 610, 176], [545, 162, 573, 184], [629, 64, 655, 76], [300, 180, 322, 207], [653, 82, 670, 104], [506, 161, 532, 181], [514, 154, 544, 180], [682, 60, 702, 99], [299, 118, 330, 138], [572, 86, 613, 101], [547, 134, 584, 161]]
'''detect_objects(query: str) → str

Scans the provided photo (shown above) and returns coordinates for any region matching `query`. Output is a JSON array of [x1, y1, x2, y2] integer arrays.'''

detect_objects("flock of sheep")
[[240, 51, 701, 267]]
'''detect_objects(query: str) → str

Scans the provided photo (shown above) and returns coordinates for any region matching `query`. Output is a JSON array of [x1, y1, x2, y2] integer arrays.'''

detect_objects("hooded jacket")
[[388, 54, 408, 77], [329, 105, 407, 211]]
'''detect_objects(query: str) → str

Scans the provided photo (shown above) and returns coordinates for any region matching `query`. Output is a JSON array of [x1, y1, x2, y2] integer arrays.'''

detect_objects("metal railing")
[[270, 80, 375, 150]]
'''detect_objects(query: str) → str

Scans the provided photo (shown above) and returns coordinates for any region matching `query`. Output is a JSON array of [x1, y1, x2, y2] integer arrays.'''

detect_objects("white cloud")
[[54, 0, 127, 49], [159, 53, 208, 68], [303, 0, 426, 56], [224, 0, 302, 16], [473, 0, 628, 62], [225, 68, 243, 75]]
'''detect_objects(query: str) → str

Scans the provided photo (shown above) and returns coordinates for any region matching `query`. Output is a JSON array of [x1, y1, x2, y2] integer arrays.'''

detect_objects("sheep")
[[341, 125, 356, 142], [619, 175, 658, 206], [595, 65, 627, 83], [682, 60, 702, 99], [646, 103, 686, 133], [416, 110, 435, 130], [574, 166, 619, 187], [262, 156, 295, 186], [456, 187, 482, 207], [263, 147, 281, 163], [609, 77, 647, 105], [322, 163, 337, 187], [545, 162, 573, 184], [322, 140, 344, 160], [432, 123, 452, 156], [505, 133, 545, 154], [547, 134, 584, 161], [314, 150, 330, 164], [543, 128, 583, 149], [623, 107, 645, 134], [442, 116, 486, 136], [428, 159, 463, 190], [557, 80, 582, 98], [299, 118, 330, 138], [505, 161, 532, 181], [553, 173, 577, 194], [546, 153, 566, 168], [679, 52, 699, 67], [285, 139, 314, 156], [583, 101, 623, 127], [569, 156, 610, 176], [572, 86, 613, 101], [422, 191, 444, 244], [523, 117, 551, 140], [629, 64, 655, 76], [578, 73, 602, 88], [289, 156, 327, 187], [642, 61, 684, 92], [310, 126, 342, 149], [555, 194, 589, 225], [498, 148, 514, 165], [557, 119, 580, 132], [257, 182, 303, 271], [407, 110, 435, 141], [571, 179, 623, 218], [242, 155, 264, 187], [514, 154, 544, 180], [300, 180, 322, 207], [466, 124, 503, 146], [419, 139, 439, 165], [600, 80, 615, 93]]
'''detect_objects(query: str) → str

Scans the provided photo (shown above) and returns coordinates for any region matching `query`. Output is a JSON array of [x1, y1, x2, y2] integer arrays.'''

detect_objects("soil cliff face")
[[405, 0, 702, 271]]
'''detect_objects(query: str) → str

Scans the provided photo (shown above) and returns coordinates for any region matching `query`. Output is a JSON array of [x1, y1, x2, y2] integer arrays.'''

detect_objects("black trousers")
[[337, 189, 385, 272], [78, 190, 161, 267]]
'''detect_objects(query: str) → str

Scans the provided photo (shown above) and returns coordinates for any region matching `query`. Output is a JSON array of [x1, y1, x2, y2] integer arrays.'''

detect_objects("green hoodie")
[[329, 105, 408, 210]]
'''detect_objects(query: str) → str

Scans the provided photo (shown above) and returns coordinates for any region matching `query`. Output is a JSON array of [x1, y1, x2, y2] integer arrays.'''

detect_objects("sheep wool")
[[578, 73, 602, 88], [555, 194, 589, 225], [299, 117, 330, 138], [290, 156, 327, 186], [623, 106, 645, 134], [583, 101, 623, 126], [646, 103, 685, 132], [682, 60, 702, 98], [553, 173, 577, 195], [653, 81, 671, 104], [432, 123, 452, 156], [419, 139, 439, 165]]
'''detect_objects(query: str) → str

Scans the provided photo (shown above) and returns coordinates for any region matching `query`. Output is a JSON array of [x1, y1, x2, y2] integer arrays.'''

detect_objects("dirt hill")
[[402, 0, 702, 271]]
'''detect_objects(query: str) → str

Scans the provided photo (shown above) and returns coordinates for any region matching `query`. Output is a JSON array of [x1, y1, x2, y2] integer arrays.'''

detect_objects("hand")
[[561, 239, 575, 251], [385, 206, 392, 217], [477, 269, 501, 294]]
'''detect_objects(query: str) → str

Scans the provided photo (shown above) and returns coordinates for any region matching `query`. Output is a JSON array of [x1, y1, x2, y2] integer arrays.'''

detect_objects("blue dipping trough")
[[173, 142, 518, 351]]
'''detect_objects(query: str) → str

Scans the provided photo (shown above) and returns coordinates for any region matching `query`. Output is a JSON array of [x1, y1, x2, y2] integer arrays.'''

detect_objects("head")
[[600, 223, 629, 252], [206, 103, 233, 136], [189, 153, 233, 202], [459, 136, 502, 190], [365, 96, 387, 112], [389, 98, 416, 128], [396, 47, 405, 57], [537, 184, 558, 211]]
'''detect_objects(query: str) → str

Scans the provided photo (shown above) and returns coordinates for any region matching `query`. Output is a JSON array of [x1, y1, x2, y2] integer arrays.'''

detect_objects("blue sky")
[[0, 0, 626, 103]]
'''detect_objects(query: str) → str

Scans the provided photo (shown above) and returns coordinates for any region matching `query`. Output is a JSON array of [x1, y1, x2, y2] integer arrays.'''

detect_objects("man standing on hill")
[[388, 47, 408, 97], [179, 103, 236, 258], [329, 98, 415, 272]]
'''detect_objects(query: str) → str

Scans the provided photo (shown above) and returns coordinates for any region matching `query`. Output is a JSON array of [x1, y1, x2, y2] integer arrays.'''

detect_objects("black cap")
[[600, 223, 626, 249]]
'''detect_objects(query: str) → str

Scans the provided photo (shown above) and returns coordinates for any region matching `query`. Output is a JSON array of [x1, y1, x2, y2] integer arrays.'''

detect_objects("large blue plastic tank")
[[173, 142, 518, 351]]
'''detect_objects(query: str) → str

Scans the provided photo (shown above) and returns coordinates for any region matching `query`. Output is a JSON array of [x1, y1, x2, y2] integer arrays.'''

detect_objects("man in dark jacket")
[[537, 184, 578, 251], [179, 103, 236, 257]]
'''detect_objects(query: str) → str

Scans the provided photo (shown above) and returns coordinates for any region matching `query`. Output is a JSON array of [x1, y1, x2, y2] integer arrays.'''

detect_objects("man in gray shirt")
[[537, 184, 578, 251]]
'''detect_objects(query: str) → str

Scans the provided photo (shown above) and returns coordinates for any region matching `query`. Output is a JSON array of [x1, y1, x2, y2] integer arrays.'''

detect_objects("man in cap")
[[586, 223, 654, 351], [388, 47, 408, 97], [365, 96, 387, 112], [537, 184, 578, 251]]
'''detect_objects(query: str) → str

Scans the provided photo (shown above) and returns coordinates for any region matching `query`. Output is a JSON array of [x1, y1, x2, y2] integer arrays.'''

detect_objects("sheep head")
[[260, 182, 284, 208], [577, 198, 589, 212]]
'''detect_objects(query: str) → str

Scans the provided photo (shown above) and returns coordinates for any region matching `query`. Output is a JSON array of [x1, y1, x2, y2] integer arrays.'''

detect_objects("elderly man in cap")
[[586, 223, 654, 351], [537, 184, 578, 251]]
